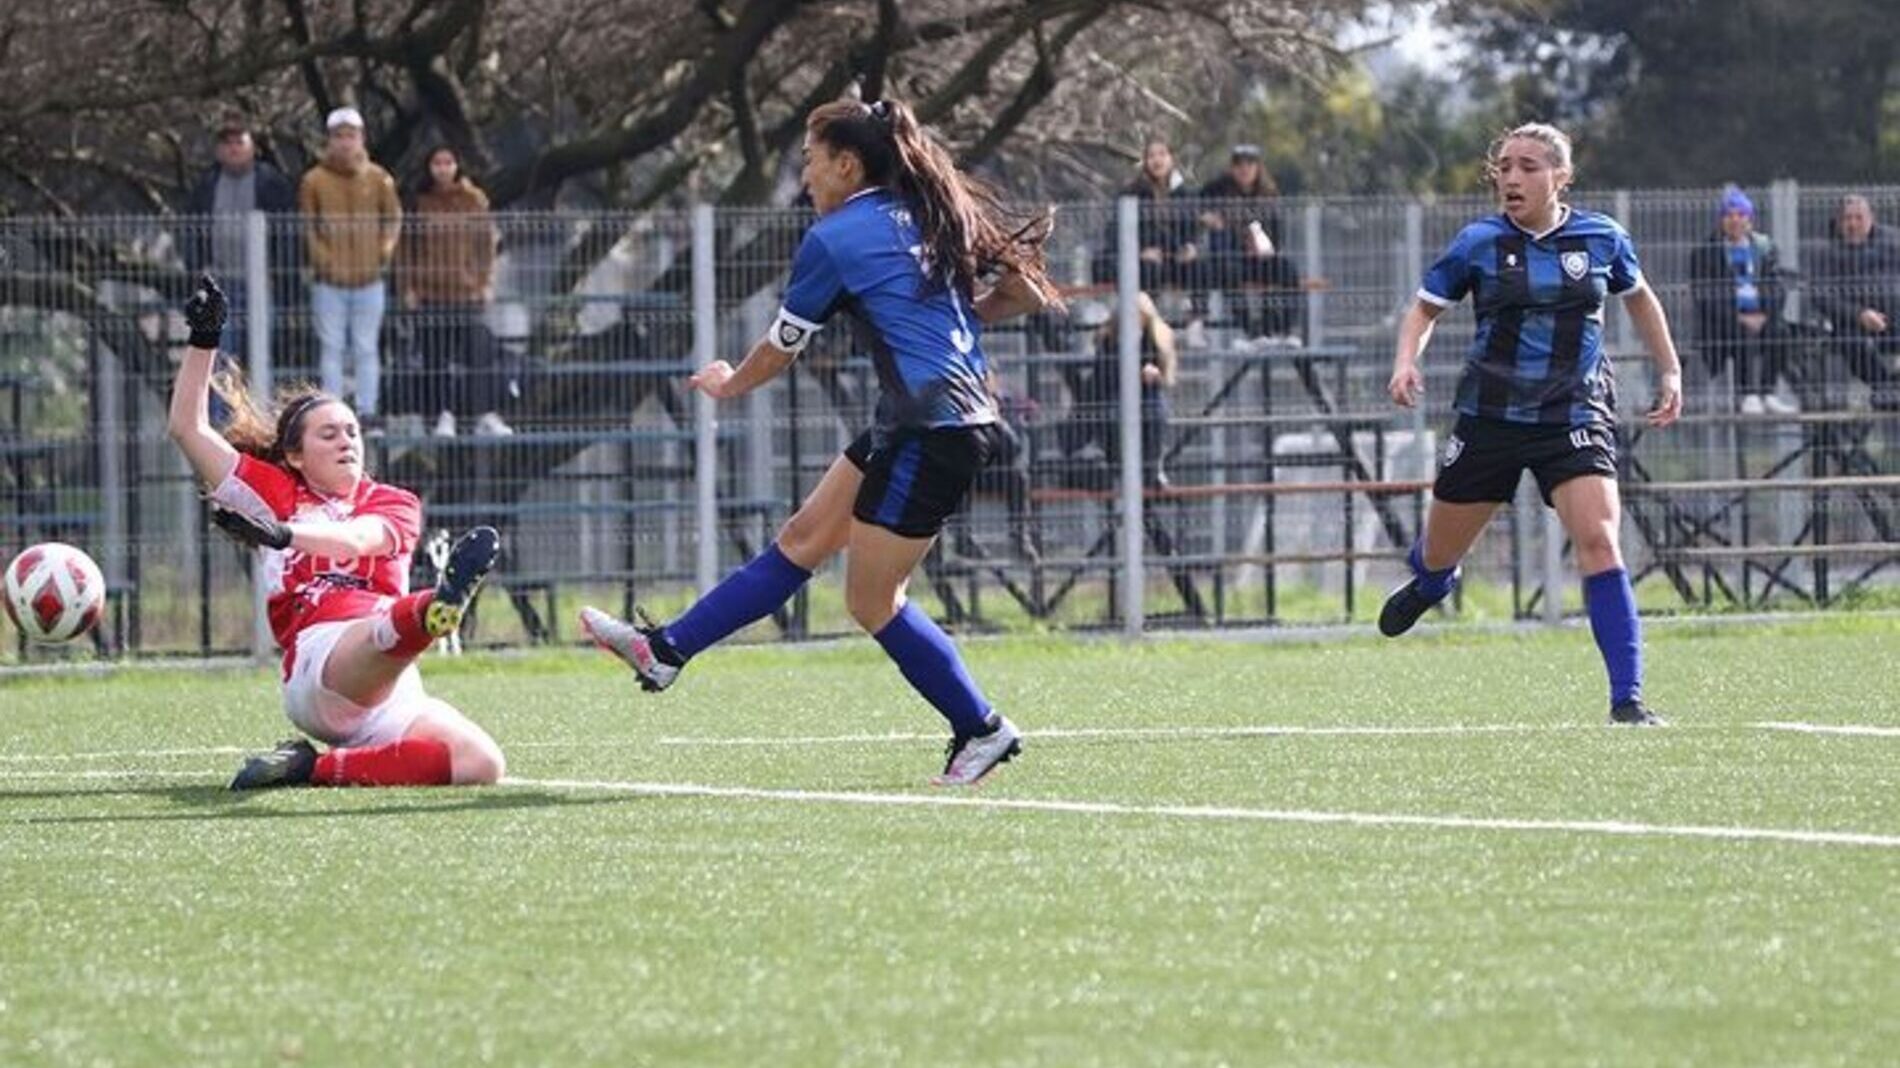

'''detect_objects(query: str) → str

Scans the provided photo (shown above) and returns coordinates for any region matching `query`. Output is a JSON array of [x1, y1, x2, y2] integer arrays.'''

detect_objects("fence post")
[[1612, 190, 1634, 353], [245, 210, 273, 662], [1770, 179, 1801, 320], [1767, 178, 1808, 570], [692, 204, 719, 595], [1542, 499, 1564, 626], [1116, 195, 1145, 636], [1304, 199, 1326, 345], [94, 334, 126, 596], [1402, 201, 1428, 480]]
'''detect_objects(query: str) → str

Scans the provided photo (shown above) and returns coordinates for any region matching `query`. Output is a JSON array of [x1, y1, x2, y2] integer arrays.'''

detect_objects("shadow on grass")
[[3, 783, 648, 824]]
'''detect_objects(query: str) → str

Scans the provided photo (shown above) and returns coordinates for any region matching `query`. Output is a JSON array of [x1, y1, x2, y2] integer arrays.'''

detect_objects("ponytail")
[[807, 98, 1060, 308]]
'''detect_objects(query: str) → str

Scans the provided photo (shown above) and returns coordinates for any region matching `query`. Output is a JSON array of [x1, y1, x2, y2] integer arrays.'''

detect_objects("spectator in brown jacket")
[[300, 107, 402, 426], [400, 146, 512, 436]]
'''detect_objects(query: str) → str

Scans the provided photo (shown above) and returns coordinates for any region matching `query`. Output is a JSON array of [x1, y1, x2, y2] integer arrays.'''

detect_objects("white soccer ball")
[[4, 542, 107, 644]]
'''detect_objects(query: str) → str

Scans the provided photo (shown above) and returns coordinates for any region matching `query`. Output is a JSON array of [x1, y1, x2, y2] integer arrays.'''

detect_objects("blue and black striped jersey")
[[778, 188, 996, 432], [1418, 207, 1644, 428]]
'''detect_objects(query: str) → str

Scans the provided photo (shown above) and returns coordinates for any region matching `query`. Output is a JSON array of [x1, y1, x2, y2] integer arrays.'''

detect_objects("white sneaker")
[[1739, 394, 1766, 415], [1763, 393, 1799, 415], [933, 714, 1022, 787], [474, 411, 516, 436], [432, 410, 458, 437], [579, 605, 680, 692]]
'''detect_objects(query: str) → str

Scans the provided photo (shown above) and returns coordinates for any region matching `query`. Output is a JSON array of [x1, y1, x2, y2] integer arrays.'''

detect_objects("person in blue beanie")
[[1690, 184, 1794, 414]]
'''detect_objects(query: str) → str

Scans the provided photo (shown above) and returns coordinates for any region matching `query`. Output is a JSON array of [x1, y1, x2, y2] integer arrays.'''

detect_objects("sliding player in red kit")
[[168, 274, 508, 789]]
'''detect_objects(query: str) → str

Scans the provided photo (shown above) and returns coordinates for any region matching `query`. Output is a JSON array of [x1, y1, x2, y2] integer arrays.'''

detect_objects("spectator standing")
[[301, 107, 402, 429], [1690, 185, 1794, 414], [183, 113, 299, 359], [1197, 143, 1304, 342], [1807, 194, 1900, 410], [399, 146, 512, 437]]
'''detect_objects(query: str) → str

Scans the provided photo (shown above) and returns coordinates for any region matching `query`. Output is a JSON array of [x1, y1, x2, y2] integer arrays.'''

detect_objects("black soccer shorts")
[[844, 424, 1002, 538], [1432, 415, 1618, 506]]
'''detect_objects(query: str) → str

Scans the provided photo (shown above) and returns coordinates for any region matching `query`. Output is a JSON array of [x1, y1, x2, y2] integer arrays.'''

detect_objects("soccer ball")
[[4, 543, 106, 643]]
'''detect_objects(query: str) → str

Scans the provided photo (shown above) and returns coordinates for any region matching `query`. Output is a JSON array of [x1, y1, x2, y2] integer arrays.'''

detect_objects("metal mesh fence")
[[2, 182, 1894, 663]]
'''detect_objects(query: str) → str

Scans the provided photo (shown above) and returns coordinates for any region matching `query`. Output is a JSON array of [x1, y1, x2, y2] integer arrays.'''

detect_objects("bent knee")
[[844, 587, 900, 633], [1572, 530, 1623, 572], [777, 516, 843, 567], [453, 742, 505, 786]]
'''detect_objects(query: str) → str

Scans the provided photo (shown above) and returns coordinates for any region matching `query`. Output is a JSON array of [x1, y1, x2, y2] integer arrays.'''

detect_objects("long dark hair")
[[209, 370, 344, 471], [806, 98, 1058, 306], [409, 144, 462, 199]]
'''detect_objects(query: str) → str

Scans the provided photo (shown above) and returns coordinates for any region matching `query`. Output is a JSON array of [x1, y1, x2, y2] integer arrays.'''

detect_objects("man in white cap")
[[299, 106, 402, 429]]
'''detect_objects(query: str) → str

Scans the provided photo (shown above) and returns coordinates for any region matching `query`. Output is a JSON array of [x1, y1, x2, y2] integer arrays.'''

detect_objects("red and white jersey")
[[209, 454, 422, 663]]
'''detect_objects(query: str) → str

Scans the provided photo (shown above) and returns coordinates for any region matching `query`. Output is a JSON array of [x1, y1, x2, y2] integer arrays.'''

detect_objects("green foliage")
[[1458, 0, 1900, 184]]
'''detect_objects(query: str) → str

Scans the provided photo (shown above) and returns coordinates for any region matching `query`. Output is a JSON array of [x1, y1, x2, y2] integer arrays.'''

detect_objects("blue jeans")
[[313, 280, 386, 415]]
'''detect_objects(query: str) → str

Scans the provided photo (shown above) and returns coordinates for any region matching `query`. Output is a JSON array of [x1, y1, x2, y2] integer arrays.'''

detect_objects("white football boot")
[[933, 714, 1023, 786], [579, 605, 681, 692]]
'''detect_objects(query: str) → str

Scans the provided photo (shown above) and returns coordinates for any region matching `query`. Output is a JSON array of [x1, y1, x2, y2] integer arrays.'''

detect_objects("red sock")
[[312, 738, 454, 786], [373, 591, 437, 659]]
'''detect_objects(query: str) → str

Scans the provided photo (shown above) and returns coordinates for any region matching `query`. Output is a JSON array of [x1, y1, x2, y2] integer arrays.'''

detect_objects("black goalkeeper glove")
[[185, 272, 227, 350], [210, 507, 293, 551]]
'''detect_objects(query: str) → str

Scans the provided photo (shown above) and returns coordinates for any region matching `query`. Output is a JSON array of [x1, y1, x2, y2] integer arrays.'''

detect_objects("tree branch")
[[483, 0, 810, 206], [282, 0, 336, 119], [961, 4, 1112, 169]]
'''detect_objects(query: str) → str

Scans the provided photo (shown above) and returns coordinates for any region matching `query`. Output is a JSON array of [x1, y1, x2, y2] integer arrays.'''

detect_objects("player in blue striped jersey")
[[1381, 123, 1684, 725], [580, 98, 1058, 784]]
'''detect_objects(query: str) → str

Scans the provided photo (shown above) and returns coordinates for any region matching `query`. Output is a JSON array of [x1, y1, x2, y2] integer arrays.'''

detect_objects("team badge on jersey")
[[1561, 250, 1589, 281], [776, 321, 807, 349]]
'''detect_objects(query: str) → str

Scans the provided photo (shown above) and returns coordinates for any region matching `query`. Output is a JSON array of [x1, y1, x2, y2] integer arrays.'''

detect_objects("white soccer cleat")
[[933, 714, 1023, 787], [579, 605, 680, 693]]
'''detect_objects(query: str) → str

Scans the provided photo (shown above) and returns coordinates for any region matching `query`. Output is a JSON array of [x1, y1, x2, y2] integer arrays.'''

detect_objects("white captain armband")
[[766, 308, 822, 355]]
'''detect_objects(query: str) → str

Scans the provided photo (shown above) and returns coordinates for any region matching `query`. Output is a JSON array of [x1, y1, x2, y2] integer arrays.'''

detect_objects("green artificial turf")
[[2, 617, 1897, 1066]]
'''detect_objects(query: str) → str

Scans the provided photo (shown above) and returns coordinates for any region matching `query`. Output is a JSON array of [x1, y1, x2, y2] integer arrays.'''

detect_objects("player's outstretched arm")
[[166, 274, 240, 489], [1623, 284, 1683, 427], [1388, 298, 1443, 408], [688, 337, 796, 401], [210, 508, 395, 559]]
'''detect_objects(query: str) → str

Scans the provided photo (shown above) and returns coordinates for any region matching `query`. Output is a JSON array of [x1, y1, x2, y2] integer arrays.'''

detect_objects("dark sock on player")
[[1584, 567, 1643, 707], [1409, 541, 1459, 602], [312, 738, 454, 787], [662, 544, 812, 661], [873, 601, 995, 738]]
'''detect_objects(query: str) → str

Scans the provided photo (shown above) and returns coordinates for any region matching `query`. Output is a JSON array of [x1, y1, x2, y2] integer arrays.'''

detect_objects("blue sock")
[[1408, 541, 1460, 602], [873, 602, 995, 737], [661, 544, 811, 660], [1584, 567, 1643, 707]]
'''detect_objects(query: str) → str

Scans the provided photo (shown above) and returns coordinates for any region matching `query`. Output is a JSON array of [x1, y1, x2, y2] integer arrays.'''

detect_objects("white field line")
[[506, 776, 1900, 850], [0, 722, 1890, 766], [0, 769, 212, 781], [0, 746, 249, 763], [1754, 722, 1900, 738], [654, 723, 1599, 747]]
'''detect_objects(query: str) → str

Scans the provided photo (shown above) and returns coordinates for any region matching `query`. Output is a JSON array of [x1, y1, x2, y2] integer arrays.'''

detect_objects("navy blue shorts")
[[844, 425, 1001, 538], [1433, 415, 1618, 507]]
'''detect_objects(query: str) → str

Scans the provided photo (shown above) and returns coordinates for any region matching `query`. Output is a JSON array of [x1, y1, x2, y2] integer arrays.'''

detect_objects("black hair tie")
[[868, 99, 892, 125]]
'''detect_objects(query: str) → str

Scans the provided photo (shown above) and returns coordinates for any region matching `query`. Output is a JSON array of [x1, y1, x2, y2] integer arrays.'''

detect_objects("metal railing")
[[2, 182, 1895, 662]]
